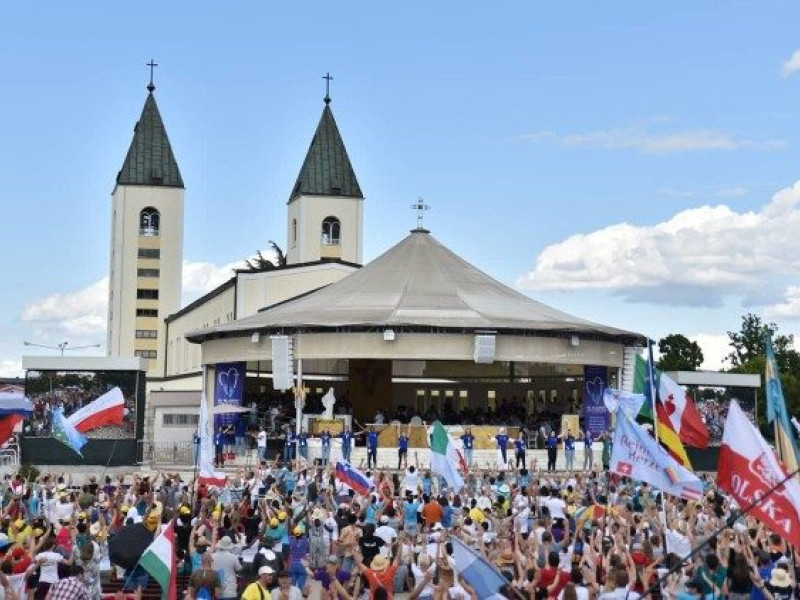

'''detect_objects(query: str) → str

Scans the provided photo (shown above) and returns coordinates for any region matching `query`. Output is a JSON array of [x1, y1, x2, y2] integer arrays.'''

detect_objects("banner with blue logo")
[[583, 365, 610, 438], [214, 362, 246, 436]]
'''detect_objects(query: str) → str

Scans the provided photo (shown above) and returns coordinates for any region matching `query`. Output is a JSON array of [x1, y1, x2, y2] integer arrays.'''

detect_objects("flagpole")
[[642, 466, 800, 599], [647, 339, 671, 552]]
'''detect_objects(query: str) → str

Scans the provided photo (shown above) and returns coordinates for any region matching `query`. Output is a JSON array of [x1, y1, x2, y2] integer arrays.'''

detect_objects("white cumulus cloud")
[[520, 127, 785, 154], [781, 48, 800, 78], [518, 181, 800, 308], [0, 361, 23, 379], [765, 285, 800, 319], [688, 333, 731, 371], [20, 249, 278, 341]]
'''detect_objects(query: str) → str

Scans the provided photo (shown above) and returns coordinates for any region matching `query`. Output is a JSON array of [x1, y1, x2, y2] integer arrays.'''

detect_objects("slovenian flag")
[[67, 387, 125, 433], [138, 521, 177, 600], [0, 393, 34, 417], [51, 407, 87, 456], [335, 460, 373, 496]]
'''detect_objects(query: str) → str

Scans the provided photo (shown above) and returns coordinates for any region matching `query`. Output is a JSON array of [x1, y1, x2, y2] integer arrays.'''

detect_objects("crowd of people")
[[0, 444, 794, 600], [24, 385, 136, 440]]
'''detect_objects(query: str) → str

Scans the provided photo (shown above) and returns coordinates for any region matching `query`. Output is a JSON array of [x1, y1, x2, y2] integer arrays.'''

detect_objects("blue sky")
[[3, 1, 800, 375]]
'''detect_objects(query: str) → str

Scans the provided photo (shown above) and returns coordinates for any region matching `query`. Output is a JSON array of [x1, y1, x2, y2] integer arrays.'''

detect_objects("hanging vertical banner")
[[583, 365, 610, 438], [214, 362, 246, 433]]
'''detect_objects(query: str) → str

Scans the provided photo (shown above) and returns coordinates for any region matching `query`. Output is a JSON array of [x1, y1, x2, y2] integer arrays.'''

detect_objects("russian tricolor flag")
[[335, 461, 374, 496]]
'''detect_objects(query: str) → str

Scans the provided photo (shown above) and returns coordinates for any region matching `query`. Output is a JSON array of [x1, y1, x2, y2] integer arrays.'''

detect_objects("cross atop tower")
[[146, 59, 158, 93], [411, 197, 430, 231], [323, 72, 333, 105]]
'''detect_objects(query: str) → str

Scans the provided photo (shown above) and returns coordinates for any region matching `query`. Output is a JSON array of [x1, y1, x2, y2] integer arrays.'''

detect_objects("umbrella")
[[210, 404, 250, 415], [109, 523, 153, 570]]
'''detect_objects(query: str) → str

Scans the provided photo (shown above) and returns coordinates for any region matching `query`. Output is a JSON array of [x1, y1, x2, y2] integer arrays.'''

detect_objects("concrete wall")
[[201, 332, 625, 366], [286, 194, 363, 265], [165, 285, 235, 377], [107, 184, 184, 378]]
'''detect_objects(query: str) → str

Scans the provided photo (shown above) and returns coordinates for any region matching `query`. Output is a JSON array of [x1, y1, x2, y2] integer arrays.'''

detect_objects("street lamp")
[[23, 341, 101, 356]]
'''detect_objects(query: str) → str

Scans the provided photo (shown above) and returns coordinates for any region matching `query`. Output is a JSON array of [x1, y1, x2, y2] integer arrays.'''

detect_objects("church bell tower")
[[107, 67, 184, 377], [286, 77, 364, 266]]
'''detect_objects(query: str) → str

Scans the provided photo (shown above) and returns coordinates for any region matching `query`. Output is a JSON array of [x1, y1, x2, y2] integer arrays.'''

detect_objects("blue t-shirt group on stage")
[[367, 431, 379, 450], [461, 433, 475, 449]]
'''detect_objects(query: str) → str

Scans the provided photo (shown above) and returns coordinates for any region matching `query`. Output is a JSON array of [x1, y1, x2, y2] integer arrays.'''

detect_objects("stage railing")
[[137, 440, 195, 465]]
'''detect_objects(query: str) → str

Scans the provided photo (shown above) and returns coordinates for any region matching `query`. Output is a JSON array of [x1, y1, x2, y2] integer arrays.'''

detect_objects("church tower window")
[[292, 219, 297, 244], [140, 207, 160, 236], [321, 216, 341, 245]]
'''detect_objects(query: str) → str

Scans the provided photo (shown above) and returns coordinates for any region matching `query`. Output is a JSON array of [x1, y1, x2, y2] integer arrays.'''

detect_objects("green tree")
[[243, 241, 286, 272], [726, 313, 795, 370], [726, 313, 800, 426], [657, 334, 704, 371]]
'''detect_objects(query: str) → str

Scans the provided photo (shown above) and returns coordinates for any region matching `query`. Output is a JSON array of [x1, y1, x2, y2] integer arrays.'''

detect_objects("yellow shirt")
[[469, 507, 485, 524], [241, 581, 272, 600]]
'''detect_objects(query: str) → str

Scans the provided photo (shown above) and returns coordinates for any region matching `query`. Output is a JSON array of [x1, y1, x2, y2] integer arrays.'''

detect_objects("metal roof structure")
[[115, 88, 184, 189], [288, 104, 362, 202], [188, 229, 643, 344]]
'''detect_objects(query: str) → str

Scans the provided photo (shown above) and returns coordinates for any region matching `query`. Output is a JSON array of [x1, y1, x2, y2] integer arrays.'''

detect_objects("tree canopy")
[[657, 334, 704, 372]]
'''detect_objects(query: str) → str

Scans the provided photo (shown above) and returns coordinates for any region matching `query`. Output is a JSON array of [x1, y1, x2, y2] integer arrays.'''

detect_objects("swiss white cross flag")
[[718, 400, 800, 550]]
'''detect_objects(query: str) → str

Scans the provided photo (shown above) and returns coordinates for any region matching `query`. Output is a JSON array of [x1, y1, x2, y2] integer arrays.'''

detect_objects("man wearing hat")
[[212, 535, 241, 600], [352, 542, 403, 600], [241, 565, 274, 600]]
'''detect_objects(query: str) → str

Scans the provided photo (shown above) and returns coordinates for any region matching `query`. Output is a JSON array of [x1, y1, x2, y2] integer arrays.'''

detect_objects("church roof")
[[289, 104, 363, 202], [115, 91, 184, 189], [187, 229, 643, 343]]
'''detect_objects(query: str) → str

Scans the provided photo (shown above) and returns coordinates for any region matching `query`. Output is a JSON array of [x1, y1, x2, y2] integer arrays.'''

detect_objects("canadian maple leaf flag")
[[718, 400, 800, 550]]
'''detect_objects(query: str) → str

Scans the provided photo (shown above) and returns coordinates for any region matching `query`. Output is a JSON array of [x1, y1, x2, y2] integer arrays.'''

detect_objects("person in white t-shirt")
[[256, 427, 268, 461], [545, 494, 567, 521], [34, 537, 69, 597]]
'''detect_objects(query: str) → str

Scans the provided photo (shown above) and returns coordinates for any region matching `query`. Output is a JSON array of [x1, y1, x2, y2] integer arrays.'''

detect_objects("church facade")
[[106, 79, 365, 391]]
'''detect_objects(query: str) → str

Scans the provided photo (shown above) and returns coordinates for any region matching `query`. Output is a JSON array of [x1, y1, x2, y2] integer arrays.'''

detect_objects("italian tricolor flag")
[[139, 521, 177, 600], [430, 421, 465, 492]]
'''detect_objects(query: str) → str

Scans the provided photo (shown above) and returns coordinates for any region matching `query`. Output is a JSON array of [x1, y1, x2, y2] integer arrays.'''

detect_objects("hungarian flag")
[[718, 401, 800, 551], [430, 421, 464, 492], [634, 354, 709, 448], [138, 521, 177, 600], [67, 387, 125, 433]]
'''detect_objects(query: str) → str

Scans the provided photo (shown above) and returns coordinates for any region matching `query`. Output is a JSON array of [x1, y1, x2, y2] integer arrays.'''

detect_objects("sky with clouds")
[[2, 2, 800, 377]]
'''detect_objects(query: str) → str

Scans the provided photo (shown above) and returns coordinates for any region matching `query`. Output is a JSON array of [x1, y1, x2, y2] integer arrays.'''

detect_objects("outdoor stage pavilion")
[[187, 227, 646, 452]]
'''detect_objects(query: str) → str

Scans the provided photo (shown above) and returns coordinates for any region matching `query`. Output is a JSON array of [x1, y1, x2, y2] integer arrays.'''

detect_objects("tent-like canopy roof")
[[187, 230, 643, 344]]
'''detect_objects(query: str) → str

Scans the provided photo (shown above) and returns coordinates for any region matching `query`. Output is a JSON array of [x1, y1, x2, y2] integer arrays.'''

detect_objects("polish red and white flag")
[[67, 387, 125, 433], [718, 400, 800, 550]]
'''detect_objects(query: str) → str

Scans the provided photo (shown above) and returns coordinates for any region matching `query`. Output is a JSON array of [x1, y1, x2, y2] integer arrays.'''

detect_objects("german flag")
[[634, 351, 693, 469]]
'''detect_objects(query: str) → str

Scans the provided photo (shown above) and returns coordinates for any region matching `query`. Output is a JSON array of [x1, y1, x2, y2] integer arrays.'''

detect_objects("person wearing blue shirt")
[[564, 429, 576, 471], [320, 430, 332, 466], [398, 428, 410, 470], [297, 429, 309, 461], [283, 430, 296, 463], [546, 431, 559, 471], [366, 427, 380, 469], [461, 429, 475, 468], [214, 428, 226, 467], [494, 428, 510, 467], [514, 433, 527, 468], [340, 429, 353, 463], [582, 429, 595, 471]]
